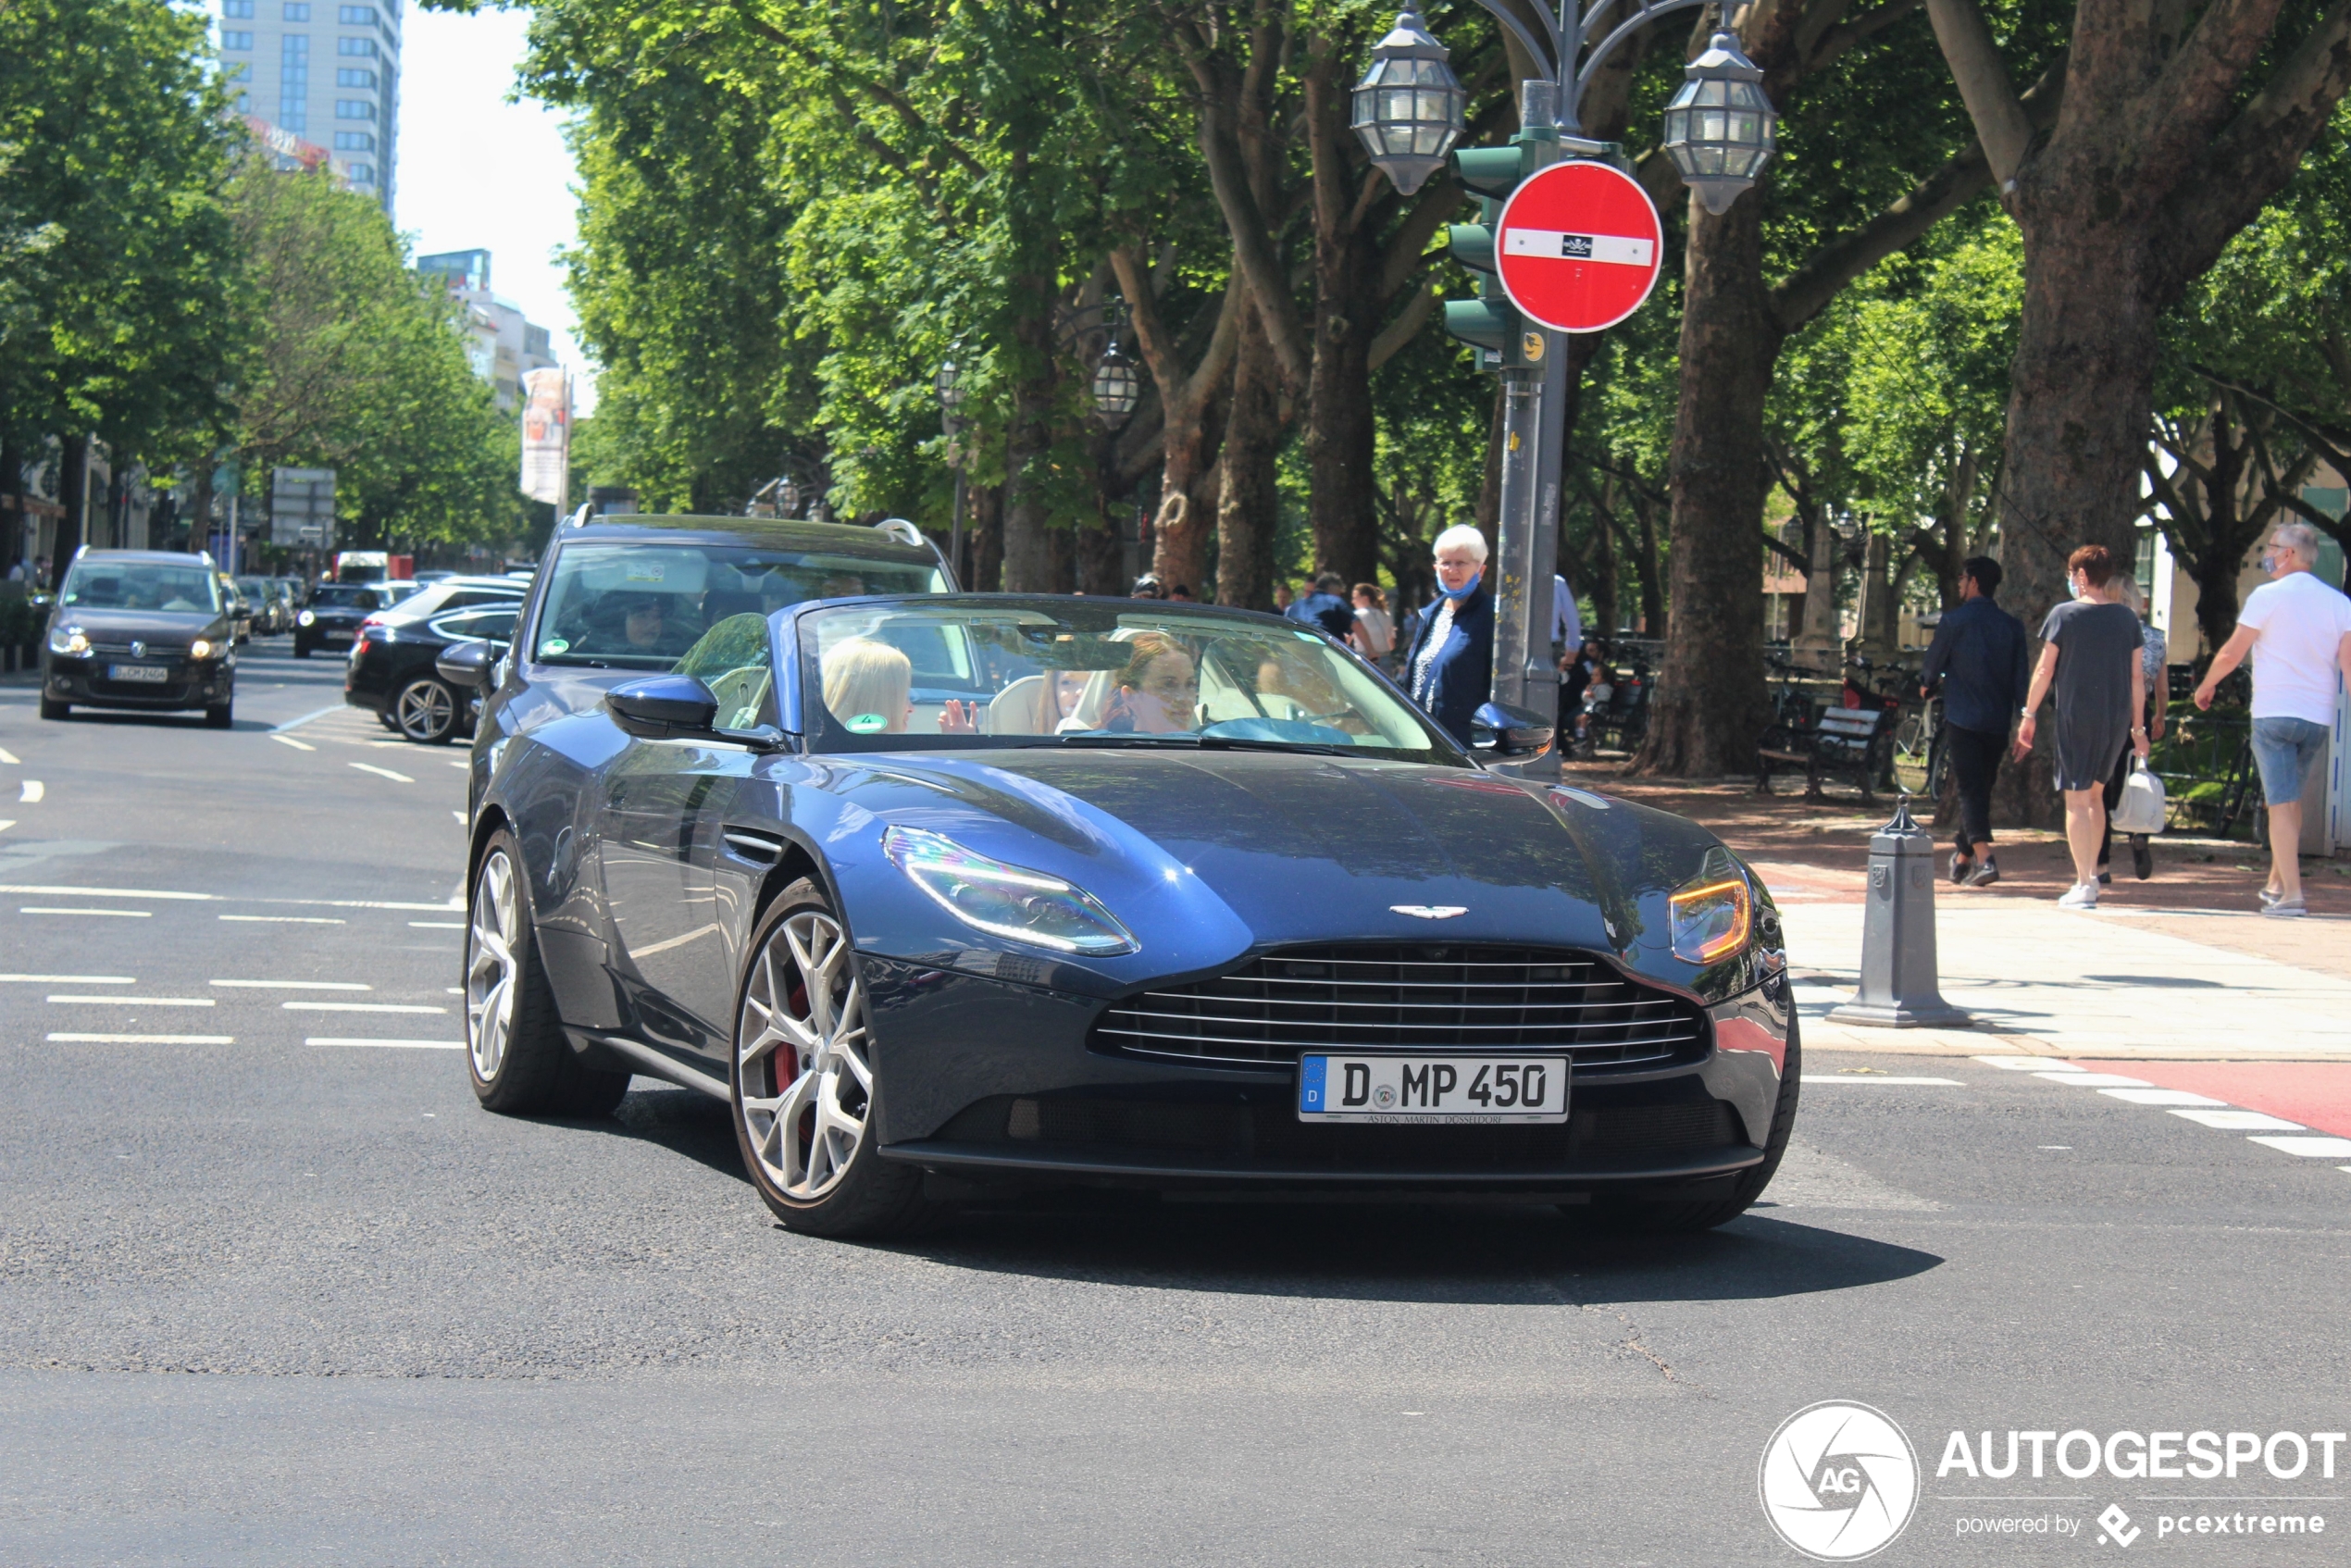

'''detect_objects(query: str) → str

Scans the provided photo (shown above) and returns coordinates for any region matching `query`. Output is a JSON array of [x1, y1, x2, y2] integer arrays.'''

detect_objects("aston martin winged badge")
[[1389, 904, 1468, 919]]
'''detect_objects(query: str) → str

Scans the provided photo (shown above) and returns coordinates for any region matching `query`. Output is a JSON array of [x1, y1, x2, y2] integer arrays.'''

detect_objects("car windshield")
[[308, 585, 382, 610], [60, 562, 221, 614], [797, 600, 1462, 763], [533, 541, 949, 671]]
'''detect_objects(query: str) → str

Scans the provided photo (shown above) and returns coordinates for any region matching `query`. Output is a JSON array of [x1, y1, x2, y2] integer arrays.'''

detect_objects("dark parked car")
[[39, 548, 238, 725], [452, 575, 1795, 1241], [293, 581, 397, 657], [347, 600, 520, 743]]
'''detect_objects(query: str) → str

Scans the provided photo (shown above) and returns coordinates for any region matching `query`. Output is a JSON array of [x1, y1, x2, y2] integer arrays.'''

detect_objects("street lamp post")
[[935, 360, 968, 586], [1356, 3, 1775, 774]]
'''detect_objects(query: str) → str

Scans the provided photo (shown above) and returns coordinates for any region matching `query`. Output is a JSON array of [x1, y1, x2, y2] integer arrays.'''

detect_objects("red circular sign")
[[1494, 160, 1664, 334]]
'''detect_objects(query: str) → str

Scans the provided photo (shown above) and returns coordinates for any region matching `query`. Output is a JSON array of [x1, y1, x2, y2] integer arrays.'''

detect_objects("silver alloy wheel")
[[396, 678, 455, 740], [738, 910, 872, 1201], [467, 850, 519, 1082]]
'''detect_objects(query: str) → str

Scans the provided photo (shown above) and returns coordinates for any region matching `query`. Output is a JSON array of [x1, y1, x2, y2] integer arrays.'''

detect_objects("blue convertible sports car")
[[454, 517, 1796, 1238]]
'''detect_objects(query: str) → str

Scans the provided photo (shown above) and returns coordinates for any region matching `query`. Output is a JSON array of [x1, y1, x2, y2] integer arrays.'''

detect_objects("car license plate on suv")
[[1298, 1054, 1570, 1124], [106, 664, 170, 682], [324, 630, 354, 642]]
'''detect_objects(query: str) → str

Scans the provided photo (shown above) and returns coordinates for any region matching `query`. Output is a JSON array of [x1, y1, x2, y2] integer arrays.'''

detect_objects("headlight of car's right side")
[[189, 638, 215, 660], [1669, 860, 1753, 964], [883, 826, 1138, 956], [48, 625, 87, 655], [297, 610, 316, 627]]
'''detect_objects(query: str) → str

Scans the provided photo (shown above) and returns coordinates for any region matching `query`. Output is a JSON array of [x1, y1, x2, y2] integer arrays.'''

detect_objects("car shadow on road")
[[603, 1083, 749, 1181]]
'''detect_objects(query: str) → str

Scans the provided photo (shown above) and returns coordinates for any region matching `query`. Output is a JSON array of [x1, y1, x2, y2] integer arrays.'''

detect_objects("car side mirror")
[[606, 675, 720, 740], [1469, 701, 1555, 759], [435, 641, 495, 689]]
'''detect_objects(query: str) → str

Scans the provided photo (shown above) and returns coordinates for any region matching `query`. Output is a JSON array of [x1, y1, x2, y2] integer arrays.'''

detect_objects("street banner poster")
[[519, 367, 571, 507]]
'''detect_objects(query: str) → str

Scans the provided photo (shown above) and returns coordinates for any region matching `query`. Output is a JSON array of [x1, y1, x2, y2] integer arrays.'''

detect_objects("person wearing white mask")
[[1401, 525, 1494, 746]]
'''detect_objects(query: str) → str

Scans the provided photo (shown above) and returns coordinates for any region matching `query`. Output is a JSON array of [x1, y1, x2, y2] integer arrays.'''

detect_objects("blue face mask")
[[1438, 570, 1483, 602]]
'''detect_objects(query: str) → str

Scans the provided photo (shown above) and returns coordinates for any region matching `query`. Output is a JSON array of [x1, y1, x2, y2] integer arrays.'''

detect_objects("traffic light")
[[1441, 141, 1548, 364]]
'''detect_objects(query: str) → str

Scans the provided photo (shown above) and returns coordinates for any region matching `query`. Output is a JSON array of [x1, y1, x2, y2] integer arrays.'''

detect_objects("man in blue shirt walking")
[[1919, 556, 2031, 886]]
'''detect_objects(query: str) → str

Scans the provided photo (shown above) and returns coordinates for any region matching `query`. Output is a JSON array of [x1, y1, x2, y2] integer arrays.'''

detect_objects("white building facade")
[[218, 0, 402, 213]]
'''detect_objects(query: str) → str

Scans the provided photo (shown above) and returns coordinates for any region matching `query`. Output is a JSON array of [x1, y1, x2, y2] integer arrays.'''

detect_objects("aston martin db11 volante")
[[456, 522, 1795, 1238]]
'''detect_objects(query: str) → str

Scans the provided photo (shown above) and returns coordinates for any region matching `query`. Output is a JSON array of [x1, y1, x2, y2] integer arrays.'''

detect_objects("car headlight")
[[297, 609, 316, 627], [883, 826, 1138, 956], [189, 638, 214, 660], [1669, 855, 1754, 964], [48, 626, 88, 655]]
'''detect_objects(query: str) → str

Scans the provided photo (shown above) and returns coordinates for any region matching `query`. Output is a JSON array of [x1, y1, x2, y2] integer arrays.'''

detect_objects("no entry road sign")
[[1494, 159, 1664, 335]]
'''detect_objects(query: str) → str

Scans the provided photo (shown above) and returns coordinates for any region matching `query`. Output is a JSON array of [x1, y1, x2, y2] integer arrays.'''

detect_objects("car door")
[[593, 615, 777, 1068]]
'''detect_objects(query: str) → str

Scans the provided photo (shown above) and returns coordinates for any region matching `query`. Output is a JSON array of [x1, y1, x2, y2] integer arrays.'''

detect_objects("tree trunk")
[[53, 434, 90, 591], [1474, 385, 1504, 554], [188, 462, 214, 554], [1635, 195, 1777, 777], [1586, 494, 1619, 642], [1214, 313, 1284, 609], [1304, 290, 1376, 586], [0, 435, 19, 576], [998, 288, 1061, 593], [1077, 446, 1125, 597], [971, 482, 1004, 593]]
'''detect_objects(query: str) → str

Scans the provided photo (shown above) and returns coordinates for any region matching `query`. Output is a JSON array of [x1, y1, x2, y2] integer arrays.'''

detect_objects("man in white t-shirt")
[[2193, 521, 2351, 915]]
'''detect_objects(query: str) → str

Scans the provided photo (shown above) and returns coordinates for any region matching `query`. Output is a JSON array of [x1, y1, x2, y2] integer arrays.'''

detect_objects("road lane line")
[[46, 995, 215, 1006], [46, 1033, 234, 1045], [0, 975, 134, 984], [408, 921, 463, 929], [19, 780, 43, 803], [22, 907, 151, 917], [349, 763, 415, 784], [2247, 1134, 2351, 1157], [2172, 1109, 2307, 1131], [2032, 1071, 2153, 1089], [451, 811, 465, 824], [268, 734, 317, 753], [269, 705, 344, 734], [0, 821, 14, 833], [219, 915, 345, 924], [280, 1001, 446, 1014], [210, 979, 371, 991], [0, 747, 19, 765], [447, 760, 466, 769], [260, 898, 464, 912], [305, 1037, 464, 1050], [1977, 1056, 2083, 1072], [0, 884, 213, 901], [2098, 1088, 2229, 1106], [1799, 1076, 1962, 1086]]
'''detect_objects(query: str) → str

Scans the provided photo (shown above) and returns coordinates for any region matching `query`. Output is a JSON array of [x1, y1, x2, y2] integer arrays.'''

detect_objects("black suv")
[[292, 580, 413, 657], [40, 549, 239, 726]]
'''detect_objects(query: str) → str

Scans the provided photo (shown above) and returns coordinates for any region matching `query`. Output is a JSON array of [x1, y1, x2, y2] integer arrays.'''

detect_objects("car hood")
[[51, 606, 227, 642], [810, 747, 1731, 987]]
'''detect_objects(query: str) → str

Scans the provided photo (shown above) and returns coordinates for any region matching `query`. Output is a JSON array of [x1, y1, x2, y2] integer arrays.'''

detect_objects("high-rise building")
[[417, 250, 563, 413], [217, 0, 401, 214]]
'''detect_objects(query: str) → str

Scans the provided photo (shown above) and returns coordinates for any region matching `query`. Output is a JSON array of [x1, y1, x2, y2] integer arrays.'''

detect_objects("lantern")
[[1350, 10, 1465, 196], [1661, 31, 1778, 216]]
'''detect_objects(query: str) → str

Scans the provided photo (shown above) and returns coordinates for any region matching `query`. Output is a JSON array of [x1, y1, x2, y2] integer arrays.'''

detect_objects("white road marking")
[[444, 987, 463, 995], [1977, 1056, 2081, 1072], [2032, 1071, 2152, 1089], [305, 1037, 464, 1050], [0, 975, 133, 984], [280, 1001, 446, 1014], [2099, 1088, 2228, 1107], [2247, 1135, 2351, 1158], [22, 907, 151, 917], [268, 734, 317, 752], [265, 897, 461, 912], [210, 979, 371, 991], [46, 1033, 233, 1045], [0, 821, 13, 834], [448, 760, 466, 769], [451, 811, 466, 824], [19, 780, 43, 803], [349, 763, 414, 784], [0, 747, 19, 765], [408, 921, 463, 929], [0, 884, 212, 901], [1799, 1076, 1962, 1086], [46, 995, 215, 1006], [219, 915, 345, 925], [2173, 1109, 2306, 1131], [269, 705, 344, 733]]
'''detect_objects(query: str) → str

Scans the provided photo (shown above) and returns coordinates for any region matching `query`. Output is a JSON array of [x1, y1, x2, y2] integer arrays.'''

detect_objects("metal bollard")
[[1826, 795, 1972, 1029]]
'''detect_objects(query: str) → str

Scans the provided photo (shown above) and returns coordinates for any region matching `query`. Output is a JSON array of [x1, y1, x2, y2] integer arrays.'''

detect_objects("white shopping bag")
[[2108, 756, 2168, 836]]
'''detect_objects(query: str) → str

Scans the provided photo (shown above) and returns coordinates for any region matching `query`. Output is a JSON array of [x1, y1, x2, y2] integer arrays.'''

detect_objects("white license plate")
[[106, 664, 170, 682], [324, 630, 354, 642], [1298, 1054, 1570, 1124]]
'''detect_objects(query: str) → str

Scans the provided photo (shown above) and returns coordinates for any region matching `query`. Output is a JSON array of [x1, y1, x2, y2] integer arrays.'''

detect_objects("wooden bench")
[[1758, 705, 1887, 802]]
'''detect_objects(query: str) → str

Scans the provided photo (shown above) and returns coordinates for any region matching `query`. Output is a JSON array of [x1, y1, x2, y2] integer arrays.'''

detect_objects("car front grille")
[[1090, 943, 1709, 1072], [86, 641, 187, 657]]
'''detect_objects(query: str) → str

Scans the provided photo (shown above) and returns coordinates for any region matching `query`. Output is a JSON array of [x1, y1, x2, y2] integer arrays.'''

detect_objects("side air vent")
[[721, 828, 785, 865]]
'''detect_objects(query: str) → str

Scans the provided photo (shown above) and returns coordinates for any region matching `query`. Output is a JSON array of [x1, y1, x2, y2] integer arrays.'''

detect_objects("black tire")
[[1582, 1013, 1803, 1233], [39, 697, 68, 720], [729, 878, 941, 1238], [465, 828, 630, 1118], [204, 700, 233, 728], [392, 675, 460, 744]]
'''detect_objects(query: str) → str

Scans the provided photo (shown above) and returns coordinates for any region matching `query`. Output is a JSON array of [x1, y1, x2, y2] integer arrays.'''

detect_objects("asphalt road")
[[2, 641, 2345, 1566]]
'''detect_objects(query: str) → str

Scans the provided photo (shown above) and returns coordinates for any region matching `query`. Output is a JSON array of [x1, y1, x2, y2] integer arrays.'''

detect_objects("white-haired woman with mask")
[[1399, 524, 1494, 745]]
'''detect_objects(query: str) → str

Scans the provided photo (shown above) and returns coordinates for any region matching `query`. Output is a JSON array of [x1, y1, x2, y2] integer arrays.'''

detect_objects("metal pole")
[[949, 464, 967, 589], [1488, 81, 1560, 771]]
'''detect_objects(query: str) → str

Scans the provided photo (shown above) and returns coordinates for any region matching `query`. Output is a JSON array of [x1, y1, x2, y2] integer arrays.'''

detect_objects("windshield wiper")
[[1052, 733, 1203, 748]]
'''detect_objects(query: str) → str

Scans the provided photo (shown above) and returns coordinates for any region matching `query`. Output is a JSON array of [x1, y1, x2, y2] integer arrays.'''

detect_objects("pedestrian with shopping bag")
[[2015, 545, 2149, 911]]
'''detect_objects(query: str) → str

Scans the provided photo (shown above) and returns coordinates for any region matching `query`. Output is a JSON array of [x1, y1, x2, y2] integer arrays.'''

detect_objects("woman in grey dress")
[[2014, 544, 2150, 909]]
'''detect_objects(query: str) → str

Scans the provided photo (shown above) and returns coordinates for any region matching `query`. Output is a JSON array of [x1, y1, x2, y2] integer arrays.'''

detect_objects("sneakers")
[[2058, 882, 2099, 910], [2132, 837, 2153, 880], [2259, 887, 2283, 909], [2263, 895, 2307, 918], [1966, 857, 2000, 888], [1949, 851, 1972, 885]]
